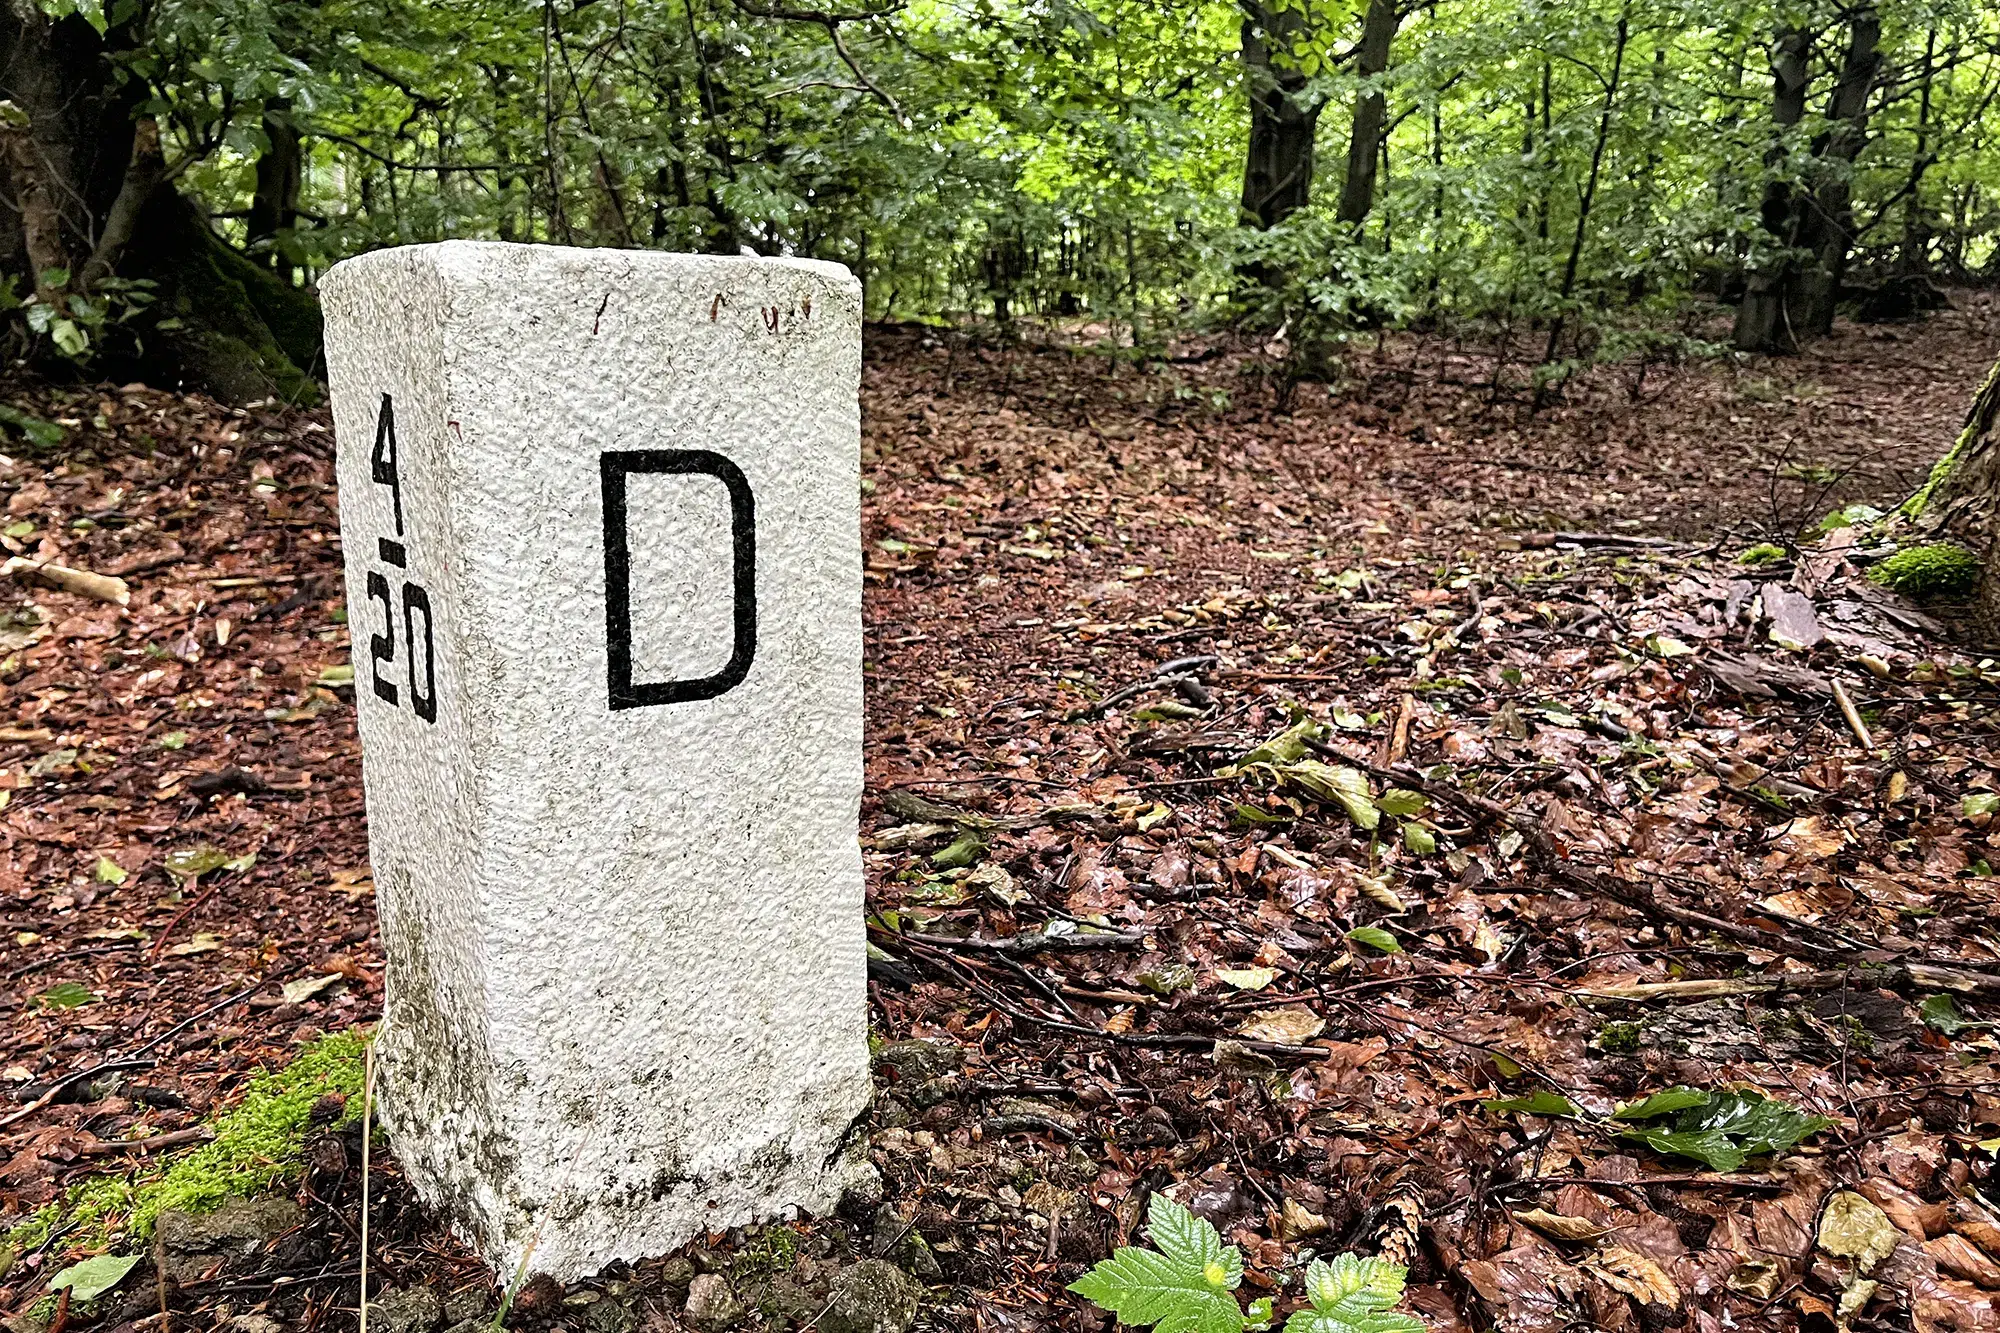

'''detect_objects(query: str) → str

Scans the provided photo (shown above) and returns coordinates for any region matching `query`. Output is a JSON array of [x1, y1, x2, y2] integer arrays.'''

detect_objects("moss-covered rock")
[[6, 1030, 368, 1253], [1868, 543, 1982, 598]]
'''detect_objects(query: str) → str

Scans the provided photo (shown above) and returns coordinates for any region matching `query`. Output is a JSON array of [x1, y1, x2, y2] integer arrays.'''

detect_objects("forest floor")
[[3, 293, 2000, 1333]]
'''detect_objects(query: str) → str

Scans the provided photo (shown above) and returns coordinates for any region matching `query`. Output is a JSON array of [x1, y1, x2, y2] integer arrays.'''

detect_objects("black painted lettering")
[[371, 394, 404, 536], [600, 449, 755, 711], [367, 570, 398, 706], [403, 582, 437, 723]]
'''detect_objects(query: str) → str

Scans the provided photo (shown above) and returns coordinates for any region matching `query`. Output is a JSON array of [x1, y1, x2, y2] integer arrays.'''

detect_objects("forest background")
[[12, 1, 2000, 1328], [2, 0, 1999, 405]]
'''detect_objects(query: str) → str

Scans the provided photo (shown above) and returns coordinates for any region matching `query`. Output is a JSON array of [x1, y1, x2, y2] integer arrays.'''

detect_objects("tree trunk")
[[248, 98, 302, 278], [1907, 353, 2000, 629], [1734, 24, 1810, 353], [1538, 7, 1629, 381], [1239, 0, 1318, 230], [0, 4, 319, 401], [1897, 27, 1938, 277], [125, 186, 324, 402], [1336, 0, 1398, 227], [1788, 6, 1880, 337]]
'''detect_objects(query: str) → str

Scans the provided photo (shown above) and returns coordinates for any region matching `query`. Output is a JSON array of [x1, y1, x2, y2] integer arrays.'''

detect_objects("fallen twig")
[[1491, 1173, 1789, 1195], [77, 1125, 213, 1156], [1578, 962, 2000, 1002], [0, 1058, 158, 1129], [1, 555, 130, 605], [1831, 677, 1874, 749], [898, 928, 1145, 956], [1064, 672, 1204, 722]]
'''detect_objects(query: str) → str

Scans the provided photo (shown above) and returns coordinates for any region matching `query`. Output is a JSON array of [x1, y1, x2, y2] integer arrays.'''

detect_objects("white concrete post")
[[320, 243, 871, 1281]]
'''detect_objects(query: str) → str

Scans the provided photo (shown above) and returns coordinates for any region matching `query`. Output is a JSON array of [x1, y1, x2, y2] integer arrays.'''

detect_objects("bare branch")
[[730, 0, 909, 125], [826, 21, 906, 125]]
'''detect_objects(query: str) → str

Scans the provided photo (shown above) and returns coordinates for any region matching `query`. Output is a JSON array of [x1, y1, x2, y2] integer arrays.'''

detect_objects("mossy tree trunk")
[[1907, 352, 2000, 629], [0, 5, 320, 403]]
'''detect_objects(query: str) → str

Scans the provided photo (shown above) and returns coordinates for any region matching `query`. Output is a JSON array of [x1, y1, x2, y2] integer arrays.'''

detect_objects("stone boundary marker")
[[320, 242, 872, 1281]]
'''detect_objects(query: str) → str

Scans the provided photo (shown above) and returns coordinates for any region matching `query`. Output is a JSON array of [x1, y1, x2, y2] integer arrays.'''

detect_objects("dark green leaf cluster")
[[1612, 1087, 1835, 1172]]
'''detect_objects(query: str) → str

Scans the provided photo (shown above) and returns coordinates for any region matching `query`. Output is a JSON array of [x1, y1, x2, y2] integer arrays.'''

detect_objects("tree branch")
[[826, 21, 906, 124], [730, 0, 909, 124], [80, 117, 164, 290]]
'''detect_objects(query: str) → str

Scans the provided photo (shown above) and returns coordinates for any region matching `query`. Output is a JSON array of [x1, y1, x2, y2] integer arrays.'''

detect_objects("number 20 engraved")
[[366, 394, 437, 723]]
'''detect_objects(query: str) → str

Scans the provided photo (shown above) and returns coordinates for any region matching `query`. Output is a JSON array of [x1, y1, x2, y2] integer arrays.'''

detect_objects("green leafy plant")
[[1346, 926, 1402, 954], [1069, 1196, 1423, 1333], [1612, 1087, 1832, 1171], [1920, 995, 1992, 1036], [1484, 1085, 1831, 1171], [47, 1253, 141, 1302], [1483, 1091, 1582, 1118], [38, 982, 98, 1010], [0, 403, 64, 450], [1070, 1195, 1248, 1333], [1288, 1255, 1425, 1333], [1868, 543, 1981, 598], [1817, 503, 1884, 534]]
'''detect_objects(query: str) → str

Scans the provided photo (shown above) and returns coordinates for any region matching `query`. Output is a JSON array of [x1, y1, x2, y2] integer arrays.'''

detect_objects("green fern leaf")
[[1069, 1195, 1245, 1333], [1284, 1255, 1426, 1333]]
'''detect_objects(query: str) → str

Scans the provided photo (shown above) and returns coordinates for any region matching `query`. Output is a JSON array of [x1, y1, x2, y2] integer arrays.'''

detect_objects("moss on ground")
[[5, 1030, 369, 1254], [1869, 543, 1982, 598], [1735, 542, 1786, 566]]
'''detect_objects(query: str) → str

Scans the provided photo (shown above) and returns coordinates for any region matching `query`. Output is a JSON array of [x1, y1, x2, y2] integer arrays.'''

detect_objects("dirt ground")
[[4, 294, 2000, 1332]]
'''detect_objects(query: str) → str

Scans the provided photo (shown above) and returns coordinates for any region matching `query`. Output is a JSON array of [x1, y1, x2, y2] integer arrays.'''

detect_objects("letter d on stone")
[[320, 243, 871, 1281]]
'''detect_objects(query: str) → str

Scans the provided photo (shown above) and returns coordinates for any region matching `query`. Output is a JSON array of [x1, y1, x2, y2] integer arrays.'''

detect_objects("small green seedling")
[[1288, 1254, 1426, 1333], [1817, 503, 1883, 534], [1070, 1195, 1423, 1333]]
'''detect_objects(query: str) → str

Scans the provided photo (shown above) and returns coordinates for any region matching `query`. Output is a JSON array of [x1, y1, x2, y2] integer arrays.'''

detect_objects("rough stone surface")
[[680, 1274, 745, 1331], [583, 1301, 640, 1333], [155, 1197, 304, 1279], [817, 1260, 923, 1333], [442, 1290, 492, 1326], [156, 1197, 303, 1254], [366, 1287, 444, 1333], [320, 242, 871, 1280], [873, 1038, 964, 1083]]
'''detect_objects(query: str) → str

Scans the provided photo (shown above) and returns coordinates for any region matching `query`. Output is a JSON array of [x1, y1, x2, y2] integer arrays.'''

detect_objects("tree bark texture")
[[1336, 0, 1398, 227], [1240, 0, 1319, 230], [1790, 6, 1880, 337], [0, 2, 319, 401], [1733, 24, 1810, 353]]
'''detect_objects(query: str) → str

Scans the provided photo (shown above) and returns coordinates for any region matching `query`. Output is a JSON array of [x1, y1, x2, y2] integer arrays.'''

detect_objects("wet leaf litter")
[[0, 302, 1996, 1330]]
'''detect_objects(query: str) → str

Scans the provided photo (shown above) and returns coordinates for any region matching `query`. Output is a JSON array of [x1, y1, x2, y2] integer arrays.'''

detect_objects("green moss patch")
[[1868, 543, 1982, 598], [6, 1031, 369, 1254], [1735, 542, 1786, 566]]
